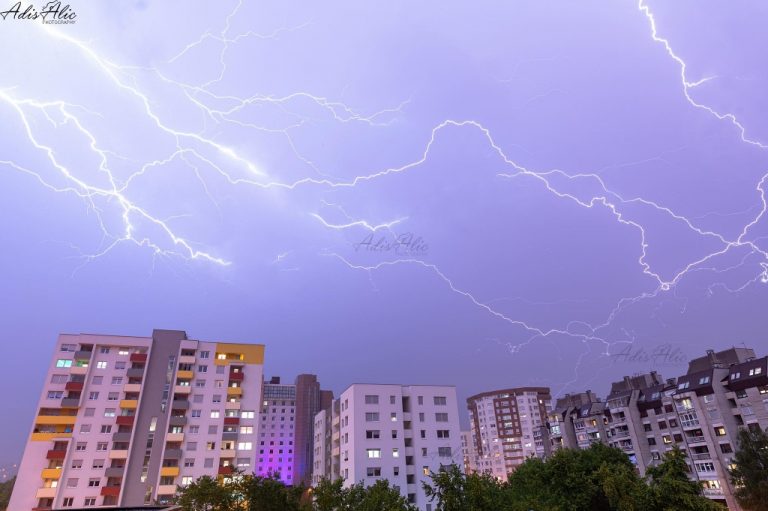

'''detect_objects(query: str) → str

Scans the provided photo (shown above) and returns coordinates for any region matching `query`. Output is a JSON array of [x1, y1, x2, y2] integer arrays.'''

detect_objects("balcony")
[[703, 488, 724, 497], [116, 416, 135, 426], [74, 350, 92, 360], [130, 353, 147, 363], [123, 383, 141, 393], [177, 370, 194, 380], [112, 432, 132, 443], [686, 435, 706, 444], [222, 432, 238, 442], [612, 430, 630, 439], [41, 468, 62, 479], [60, 398, 80, 408], [64, 381, 83, 392], [120, 399, 138, 409], [160, 466, 179, 477], [226, 387, 242, 396], [225, 401, 241, 410], [218, 466, 234, 475], [31, 432, 72, 442], [109, 450, 129, 459], [69, 366, 88, 375], [174, 385, 191, 395], [219, 449, 236, 458], [36, 415, 77, 426], [691, 453, 712, 461], [35, 487, 57, 499], [172, 400, 190, 410], [105, 467, 125, 478], [126, 367, 145, 378], [224, 417, 240, 426], [164, 448, 183, 459], [166, 433, 184, 442], [229, 372, 244, 382], [168, 416, 187, 427], [46, 449, 67, 460], [100, 486, 121, 497], [157, 485, 176, 495]]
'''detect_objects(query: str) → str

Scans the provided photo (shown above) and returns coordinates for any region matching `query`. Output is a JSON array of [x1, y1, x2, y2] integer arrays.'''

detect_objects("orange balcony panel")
[[120, 399, 138, 409], [46, 449, 67, 460], [40, 468, 61, 479], [226, 387, 242, 396], [130, 353, 147, 363], [31, 432, 72, 442], [100, 486, 121, 497], [160, 466, 179, 477], [116, 416, 135, 426], [64, 381, 83, 391]]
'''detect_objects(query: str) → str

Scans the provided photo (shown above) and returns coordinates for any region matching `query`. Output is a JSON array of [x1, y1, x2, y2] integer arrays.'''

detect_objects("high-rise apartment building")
[[466, 387, 551, 479], [541, 390, 607, 456], [312, 384, 462, 511], [10, 330, 265, 510], [539, 347, 765, 511], [256, 375, 332, 487]]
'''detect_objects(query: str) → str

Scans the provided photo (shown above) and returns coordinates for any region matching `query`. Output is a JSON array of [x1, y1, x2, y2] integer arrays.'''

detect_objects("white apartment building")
[[312, 384, 462, 511]]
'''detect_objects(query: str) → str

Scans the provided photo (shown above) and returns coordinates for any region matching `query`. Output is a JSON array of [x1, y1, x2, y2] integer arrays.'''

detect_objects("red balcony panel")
[[32, 507, 52, 511], [130, 353, 147, 363], [223, 417, 240, 425], [46, 450, 67, 460], [116, 416, 135, 426], [64, 381, 83, 391], [100, 486, 121, 497], [218, 466, 234, 475], [228, 372, 244, 382]]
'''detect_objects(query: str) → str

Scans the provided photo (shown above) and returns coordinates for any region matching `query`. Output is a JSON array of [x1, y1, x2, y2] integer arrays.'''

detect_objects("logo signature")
[[610, 343, 687, 366], [0, 1, 77, 24], [353, 232, 429, 256]]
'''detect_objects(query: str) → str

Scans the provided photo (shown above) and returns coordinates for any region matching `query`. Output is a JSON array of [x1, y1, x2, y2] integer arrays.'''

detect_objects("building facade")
[[10, 330, 265, 510], [256, 375, 332, 487], [312, 384, 462, 511], [466, 387, 551, 479]]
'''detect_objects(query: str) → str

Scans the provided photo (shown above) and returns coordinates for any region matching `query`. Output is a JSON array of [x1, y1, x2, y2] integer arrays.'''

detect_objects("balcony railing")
[[686, 435, 706, 444]]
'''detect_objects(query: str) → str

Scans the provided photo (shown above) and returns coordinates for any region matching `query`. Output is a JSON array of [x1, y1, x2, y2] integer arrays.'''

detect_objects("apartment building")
[[256, 375, 332, 486], [467, 387, 551, 479], [9, 330, 265, 510], [541, 391, 607, 456], [312, 384, 462, 511], [460, 431, 476, 474], [538, 347, 763, 511]]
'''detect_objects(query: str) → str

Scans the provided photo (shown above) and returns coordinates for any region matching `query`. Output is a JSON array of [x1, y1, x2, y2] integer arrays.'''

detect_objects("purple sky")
[[1, 0, 768, 472]]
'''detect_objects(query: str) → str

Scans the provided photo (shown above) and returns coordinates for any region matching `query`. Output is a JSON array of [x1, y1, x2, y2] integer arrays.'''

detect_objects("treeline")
[[174, 428, 768, 511], [0, 476, 15, 511]]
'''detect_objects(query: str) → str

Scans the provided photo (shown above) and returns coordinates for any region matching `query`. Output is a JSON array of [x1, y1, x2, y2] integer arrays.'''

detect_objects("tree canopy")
[[730, 427, 768, 511]]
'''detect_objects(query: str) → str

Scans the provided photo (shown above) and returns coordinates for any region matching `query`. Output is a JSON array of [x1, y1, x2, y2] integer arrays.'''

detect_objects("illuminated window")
[[96, 361, 107, 369], [56, 359, 73, 368], [367, 449, 381, 458]]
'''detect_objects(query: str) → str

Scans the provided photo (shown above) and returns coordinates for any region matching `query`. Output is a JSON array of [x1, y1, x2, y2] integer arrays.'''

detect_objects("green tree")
[[0, 477, 15, 511], [644, 447, 722, 511], [174, 475, 240, 511], [240, 473, 306, 511], [346, 479, 417, 511], [422, 464, 507, 511], [312, 478, 345, 511], [730, 427, 768, 511]]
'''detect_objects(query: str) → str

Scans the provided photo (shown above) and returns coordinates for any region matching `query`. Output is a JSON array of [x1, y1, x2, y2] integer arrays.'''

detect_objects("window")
[[210, 410, 220, 418], [76, 442, 87, 451], [365, 395, 379, 404], [200, 351, 210, 359], [115, 361, 126, 370], [721, 443, 733, 454], [208, 425, 218, 435], [677, 381, 690, 390], [51, 374, 67, 384], [66, 478, 78, 488], [47, 391, 63, 399], [212, 395, 222, 403], [71, 459, 83, 469], [240, 426, 253, 434], [184, 458, 195, 467], [365, 412, 380, 422], [241, 410, 255, 419], [191, 410, 201, 418], [750, 367, 763, 376], [88, 392, 99, 400], [56, 359, 73, 367], [435, 413, 449, 422], [189, 425, 199, 434], [647, 437, 656, 446], [438, 447, 452, 457], [187, 442, 197, 451], [96, 361, 107, 369], [206, 442, 216, 451], [107, 392, 118, 401], [433, 396, 447, 405], [118, 348, 129, 355], [418, 396, 424, 405], [204, 458, 214, 468], [714, 426, 726, 436], [100, 425, 112, 434], [84, 497, 96, 506], [182, 476, 193, 486], [392, 448, 400, 458], [437, 430, 450, 438], [104, 409, 116, 417], [732, 372, 741, 380], [366, 430, 380, 439], [84, 408, 95, 417], [366, 467, 381, 477], [111, 377, 123, 385], [195, 380, 206, 388], [92, 459, 104, 469], [367, 449, 381, 458], [419, 412, 424, 422], [390, 395, 396, 405], [391, 412, 398, 422], [96, 442, 108, 451], [238, 442, 252, 450], [92, 376, 103, 385], [698, 376, 710, 385], [88, 478, 100, 487], [198, 365, 208, 373]]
